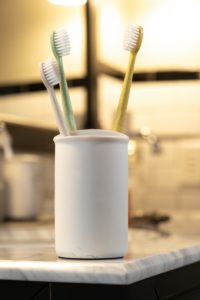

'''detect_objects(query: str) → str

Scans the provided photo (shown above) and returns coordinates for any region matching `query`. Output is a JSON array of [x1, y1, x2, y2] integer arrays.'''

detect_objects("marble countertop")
[[0, 211, 199, 285]]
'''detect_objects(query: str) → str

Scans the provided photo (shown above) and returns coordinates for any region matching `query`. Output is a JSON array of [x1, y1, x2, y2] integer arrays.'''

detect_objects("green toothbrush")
[[51, 28, 77, 132]]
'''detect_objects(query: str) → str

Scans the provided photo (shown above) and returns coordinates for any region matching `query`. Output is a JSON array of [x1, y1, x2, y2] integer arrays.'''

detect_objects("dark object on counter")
[[132, 211, 170, 230], [5, 122, 56, 153]]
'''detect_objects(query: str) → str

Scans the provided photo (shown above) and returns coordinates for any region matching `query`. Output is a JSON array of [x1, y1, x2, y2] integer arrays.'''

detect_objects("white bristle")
[[39, 59, 69, 136], [123, 25, 140, 52], [54, 29, 70, 56], [40, 59, 60, 87]]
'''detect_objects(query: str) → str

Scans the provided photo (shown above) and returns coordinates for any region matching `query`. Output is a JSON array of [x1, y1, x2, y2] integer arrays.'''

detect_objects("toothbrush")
[[39, 59, 69, 136], [50, 28, 77, 132], [112, 25, 143, 132]]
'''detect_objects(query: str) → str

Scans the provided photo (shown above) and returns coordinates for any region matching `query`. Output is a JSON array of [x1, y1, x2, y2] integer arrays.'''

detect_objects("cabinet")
[[33, 284, 50, 300], [0, 280, 49, 299], [154, 261, 200, 300]]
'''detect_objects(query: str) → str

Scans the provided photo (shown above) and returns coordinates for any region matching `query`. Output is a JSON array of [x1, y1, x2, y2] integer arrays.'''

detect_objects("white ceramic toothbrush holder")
[[54, 129, 129, 259]]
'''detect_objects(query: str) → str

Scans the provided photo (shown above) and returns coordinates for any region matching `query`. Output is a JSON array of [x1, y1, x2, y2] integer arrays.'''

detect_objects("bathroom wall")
[[1, 0, 200, 217], [98, 77, 200, 135], [95, 0, 200, 216], [0, 0, 86, 84], [0, 88, 86, 130], [1, 78, 200, 217], [96, 0, 200, 72], [98, 77, 200, 214]]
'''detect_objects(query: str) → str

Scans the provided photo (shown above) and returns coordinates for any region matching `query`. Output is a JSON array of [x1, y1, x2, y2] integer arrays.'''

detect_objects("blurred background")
[[1, 0, 200, 221]]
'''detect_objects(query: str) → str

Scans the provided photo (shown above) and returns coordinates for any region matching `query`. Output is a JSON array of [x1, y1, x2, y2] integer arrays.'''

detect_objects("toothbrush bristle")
[[123, 25, 141, 52], [53, 29, 70, 57], [40, 59, 60, 87]]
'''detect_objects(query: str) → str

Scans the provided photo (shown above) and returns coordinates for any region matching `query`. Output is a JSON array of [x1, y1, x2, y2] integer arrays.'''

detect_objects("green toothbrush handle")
[[58, 57, 77, 132], [112, 51, 136, 132]]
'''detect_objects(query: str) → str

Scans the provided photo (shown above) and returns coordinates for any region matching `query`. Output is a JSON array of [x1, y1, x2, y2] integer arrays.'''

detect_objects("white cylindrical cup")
[[54, 129, 129, 259], [4, 154, 41, 220]]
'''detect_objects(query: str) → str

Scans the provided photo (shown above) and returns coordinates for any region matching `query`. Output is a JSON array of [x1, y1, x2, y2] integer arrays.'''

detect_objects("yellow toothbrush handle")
[[112, 51, 136, 132]]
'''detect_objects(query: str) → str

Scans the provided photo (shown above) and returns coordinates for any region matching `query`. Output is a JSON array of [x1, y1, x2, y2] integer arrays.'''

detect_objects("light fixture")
[[48, 0, 87, 6]]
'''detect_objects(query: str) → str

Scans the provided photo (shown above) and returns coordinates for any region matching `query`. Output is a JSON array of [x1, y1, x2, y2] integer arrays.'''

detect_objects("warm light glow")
[[98, 0, 200, 72], [140, 126, 151, 137], [48, 0, 87, 6], [128, 140, 137, 157], [141, 0, 200, 69], [100, 5, 124, 66]]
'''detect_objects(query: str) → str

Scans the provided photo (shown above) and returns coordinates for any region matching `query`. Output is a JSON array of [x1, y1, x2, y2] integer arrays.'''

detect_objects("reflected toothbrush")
[[112, 25, 143, 132], [51, 28, 77, 132], [39, 59, 69, 136]]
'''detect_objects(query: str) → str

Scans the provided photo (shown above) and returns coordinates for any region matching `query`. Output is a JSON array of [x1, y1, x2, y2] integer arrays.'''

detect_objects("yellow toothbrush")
[[112, 25, 143, 132]]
